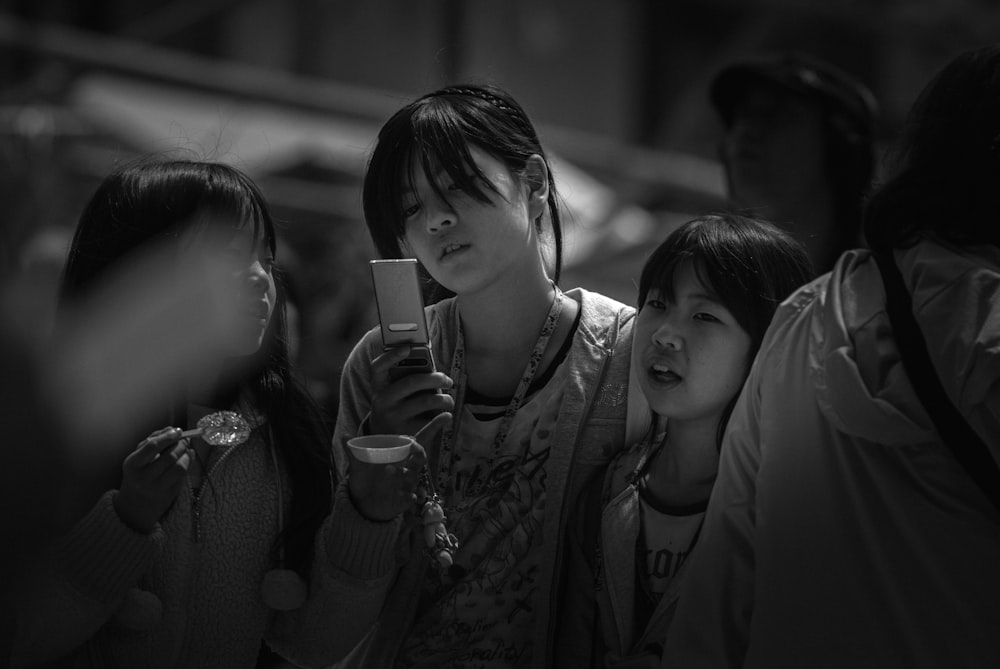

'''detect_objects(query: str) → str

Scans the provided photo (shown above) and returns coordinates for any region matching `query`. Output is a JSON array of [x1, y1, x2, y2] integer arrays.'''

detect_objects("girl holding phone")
[[328, 84, 638, 668]]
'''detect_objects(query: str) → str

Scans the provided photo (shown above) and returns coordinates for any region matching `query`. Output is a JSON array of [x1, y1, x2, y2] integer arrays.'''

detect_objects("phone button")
[[388, 323, 419, 332]]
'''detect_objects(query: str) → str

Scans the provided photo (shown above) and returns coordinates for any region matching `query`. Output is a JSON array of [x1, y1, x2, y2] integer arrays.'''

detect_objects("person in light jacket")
[[662, 44, 1000, 669], [556, 214, 811, 668]]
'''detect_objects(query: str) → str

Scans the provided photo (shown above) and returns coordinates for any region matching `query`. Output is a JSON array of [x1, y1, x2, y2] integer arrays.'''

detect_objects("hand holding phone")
[[368, 260, 454, 436]]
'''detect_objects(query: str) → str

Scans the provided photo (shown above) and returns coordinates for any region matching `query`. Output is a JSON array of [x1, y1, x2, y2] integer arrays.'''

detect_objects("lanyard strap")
[[436, 288, 565, 496]]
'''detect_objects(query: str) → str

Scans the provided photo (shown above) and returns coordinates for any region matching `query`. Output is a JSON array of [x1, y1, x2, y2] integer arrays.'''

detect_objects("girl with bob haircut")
[[328, 84, 638, 668], [13, 160, 369, 669], [663, 44, 1000, 668], [557, 214, 812, 667]]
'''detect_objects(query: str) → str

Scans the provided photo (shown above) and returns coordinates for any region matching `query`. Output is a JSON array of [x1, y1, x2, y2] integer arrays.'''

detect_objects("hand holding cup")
[[346, 412, 451, 522]]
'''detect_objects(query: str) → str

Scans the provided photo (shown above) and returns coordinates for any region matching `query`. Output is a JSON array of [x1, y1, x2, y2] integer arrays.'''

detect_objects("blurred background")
[[2, 2, 999, 663], [1, 0, 997, 412]]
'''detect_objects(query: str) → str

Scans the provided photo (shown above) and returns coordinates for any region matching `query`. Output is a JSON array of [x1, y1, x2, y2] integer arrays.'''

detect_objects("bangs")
[[638, 217, 758, 328], [195, 166, 276, 256], [641, 254, 723, 305], [366, 96, 506, 250]]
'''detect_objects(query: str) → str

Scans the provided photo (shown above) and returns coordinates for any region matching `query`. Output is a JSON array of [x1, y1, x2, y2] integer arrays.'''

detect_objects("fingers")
[[385, 462, 420, 504], [415, 412, 453, 445], [405, 439, 428, 473], [369, 376, 454, 435], [371, 346, 412, 388], [130, 427, 183, 467], [378, 372, 454, 404], [148, 438, 192, 479]]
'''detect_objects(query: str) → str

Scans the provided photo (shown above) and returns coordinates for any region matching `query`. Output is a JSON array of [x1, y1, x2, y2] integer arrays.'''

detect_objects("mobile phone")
[[370, 259, 436, 381]]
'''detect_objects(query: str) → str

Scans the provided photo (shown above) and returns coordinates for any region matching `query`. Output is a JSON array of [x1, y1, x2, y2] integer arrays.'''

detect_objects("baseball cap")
[[710, 53, 878, 137]]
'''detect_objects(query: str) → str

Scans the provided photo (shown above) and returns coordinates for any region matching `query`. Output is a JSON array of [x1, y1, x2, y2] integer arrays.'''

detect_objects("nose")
[[425, 201, 456, 235], [651, 315, 683, 351], [244, 261, 270, 295]]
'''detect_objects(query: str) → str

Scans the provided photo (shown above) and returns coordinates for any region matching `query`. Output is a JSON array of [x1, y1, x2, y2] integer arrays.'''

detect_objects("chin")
[[426, 266, 491, 296], [226, 335, 266, 358]]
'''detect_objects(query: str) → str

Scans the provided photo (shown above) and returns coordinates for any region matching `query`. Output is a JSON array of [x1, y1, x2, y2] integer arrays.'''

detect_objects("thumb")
[[415, 411, 452, 446]]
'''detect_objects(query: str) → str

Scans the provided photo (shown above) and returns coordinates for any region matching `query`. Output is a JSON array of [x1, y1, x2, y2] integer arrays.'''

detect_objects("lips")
[[241, 300, 269, 320], [646, 360, 683, 388], [439, 242, 468, 261]]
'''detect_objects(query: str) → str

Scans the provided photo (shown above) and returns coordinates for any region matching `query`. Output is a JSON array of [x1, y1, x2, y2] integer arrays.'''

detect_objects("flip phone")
[[369, 259, 436, 380]]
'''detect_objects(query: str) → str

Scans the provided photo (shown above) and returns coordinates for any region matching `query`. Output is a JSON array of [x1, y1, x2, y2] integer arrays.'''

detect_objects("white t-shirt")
[[637, 482, 706, 599]]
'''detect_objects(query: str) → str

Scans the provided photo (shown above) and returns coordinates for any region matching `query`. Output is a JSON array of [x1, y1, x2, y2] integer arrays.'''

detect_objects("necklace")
[[435, 287, 565, 496], [418, 287, 565, 571]]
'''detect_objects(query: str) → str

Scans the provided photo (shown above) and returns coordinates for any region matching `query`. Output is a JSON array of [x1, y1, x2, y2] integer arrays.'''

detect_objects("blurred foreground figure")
[[10, 160, 364, 669], [712, 53, 877, 273], [664, 45, 1000, 668]]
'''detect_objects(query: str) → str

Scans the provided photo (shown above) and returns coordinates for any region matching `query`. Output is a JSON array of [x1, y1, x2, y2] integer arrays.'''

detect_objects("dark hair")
[[638, 213, 813, 445], [865, 45, 1000, 252], [61, 159, 333, 576], [362, 84, 562, 297], [823, 108, 875, 253]]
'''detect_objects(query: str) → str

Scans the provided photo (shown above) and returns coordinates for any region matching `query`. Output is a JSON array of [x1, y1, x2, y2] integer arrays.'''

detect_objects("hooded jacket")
[[661, 239, 1000, 668], [328, 288, 641, 669]]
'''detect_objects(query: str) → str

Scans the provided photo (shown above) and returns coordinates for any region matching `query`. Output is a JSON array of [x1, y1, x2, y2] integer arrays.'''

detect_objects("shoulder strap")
[[873, 249, 1000, 511]]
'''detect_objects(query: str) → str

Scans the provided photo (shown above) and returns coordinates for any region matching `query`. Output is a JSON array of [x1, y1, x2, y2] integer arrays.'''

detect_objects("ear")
[[522, 154, 550, 221]]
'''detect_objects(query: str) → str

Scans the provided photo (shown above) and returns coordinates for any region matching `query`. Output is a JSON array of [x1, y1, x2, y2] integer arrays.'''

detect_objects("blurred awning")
[[66, 72, 675, 277], [3, 13, 727, 300]]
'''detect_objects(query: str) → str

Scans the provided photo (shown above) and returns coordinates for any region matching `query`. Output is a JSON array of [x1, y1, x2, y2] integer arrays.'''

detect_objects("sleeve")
[[659, 343, 766, 669], [12, 491, 165, 666], [332, 327, 380, 482], [265, 328, 408, 668], [554, 474, 605, 669], [265, 485, 404, 668]]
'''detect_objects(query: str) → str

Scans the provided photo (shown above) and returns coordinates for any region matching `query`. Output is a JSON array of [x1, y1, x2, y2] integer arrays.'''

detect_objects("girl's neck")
[[455, 256, 556, 356], [646, 415, 721, 508]]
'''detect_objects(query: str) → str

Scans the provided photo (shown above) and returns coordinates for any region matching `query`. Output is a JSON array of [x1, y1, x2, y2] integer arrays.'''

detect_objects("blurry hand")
[[368, 346, 454, 437], [348, 413, 451, 522], [113, 427, 191, 533]]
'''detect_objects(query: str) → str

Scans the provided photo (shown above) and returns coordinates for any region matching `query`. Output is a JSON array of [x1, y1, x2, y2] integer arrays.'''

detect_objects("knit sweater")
[[328, 288, 640, 668], [13, 412, 367, 669]]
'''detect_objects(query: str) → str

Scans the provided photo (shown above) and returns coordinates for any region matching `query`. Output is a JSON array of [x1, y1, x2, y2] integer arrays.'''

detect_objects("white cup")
[[347, 434, 414, 464]]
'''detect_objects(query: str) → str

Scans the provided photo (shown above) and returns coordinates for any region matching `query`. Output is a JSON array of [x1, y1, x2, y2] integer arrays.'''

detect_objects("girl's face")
[[399, 147, 546, 295], [636, 261, 752, 425], [182, 218, 277, 359]]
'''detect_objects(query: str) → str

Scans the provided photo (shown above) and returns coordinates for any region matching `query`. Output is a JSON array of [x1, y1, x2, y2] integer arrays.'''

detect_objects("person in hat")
[[711, 53, 878, 273]]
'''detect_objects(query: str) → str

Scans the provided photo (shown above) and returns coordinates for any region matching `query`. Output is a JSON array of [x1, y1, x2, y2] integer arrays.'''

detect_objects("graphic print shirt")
[[397, 324, 577, 668]]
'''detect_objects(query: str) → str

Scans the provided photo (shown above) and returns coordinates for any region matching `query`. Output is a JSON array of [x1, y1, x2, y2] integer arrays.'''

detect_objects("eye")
[[402, 203, 420, 219], [645, 299, 666, 310], [262, 256, 276, 273], [694, 312, 721, 323]]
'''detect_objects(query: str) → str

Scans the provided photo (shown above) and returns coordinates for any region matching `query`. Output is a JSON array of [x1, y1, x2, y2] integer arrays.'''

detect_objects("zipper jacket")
[[329, 288, 638, 668], [557, 438, 691, 668]]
